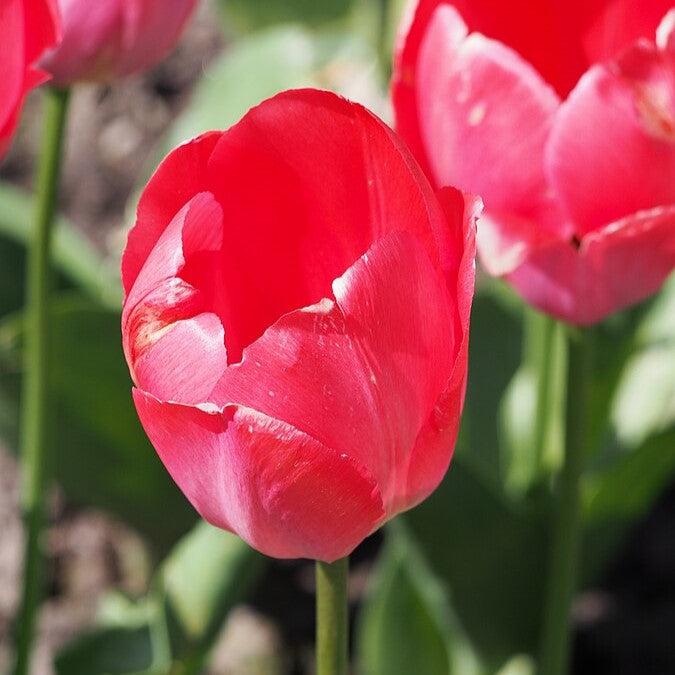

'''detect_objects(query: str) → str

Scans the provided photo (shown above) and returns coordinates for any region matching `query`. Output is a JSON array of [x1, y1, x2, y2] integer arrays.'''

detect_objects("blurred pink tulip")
[[0, 0, 60, 158], [393, 1, 675, 324], [40, 0, 198, 86]]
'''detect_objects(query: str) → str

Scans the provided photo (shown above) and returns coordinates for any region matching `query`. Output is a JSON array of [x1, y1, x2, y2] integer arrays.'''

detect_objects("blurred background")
[[1, 1, 674, 673]]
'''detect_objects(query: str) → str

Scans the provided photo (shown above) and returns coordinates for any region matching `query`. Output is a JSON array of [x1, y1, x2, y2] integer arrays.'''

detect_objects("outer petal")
[[209, 229, 459, 514], [402, 186, 477, 506], [39, 0, 123, 85], [546, 36, 675, 235], [117, 0, 198, 78], [132, 390, 385, 561], [122, 131, 222, 295], [476, 211, 560, 277], [0, 0, 27, 145], [24, 0, 61, 63], [507, 207, 675, 325], [122, 193, 227, 403], [394, 5, 568, 238]]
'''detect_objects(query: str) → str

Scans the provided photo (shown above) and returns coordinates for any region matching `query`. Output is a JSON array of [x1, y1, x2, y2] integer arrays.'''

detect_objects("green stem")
[[527, 310, 556, 473], [538, 327, 593, 675], [376, 0, 391, 82], [13, 87, 70, 675], [316, 557, 349, 675]]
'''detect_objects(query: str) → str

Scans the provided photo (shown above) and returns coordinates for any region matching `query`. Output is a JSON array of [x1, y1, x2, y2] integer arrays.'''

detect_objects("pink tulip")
[[0, 0, 60, 158], [40, 0, 198, 86], [121, 89, 479, 561], [393, 1, 675, 324]]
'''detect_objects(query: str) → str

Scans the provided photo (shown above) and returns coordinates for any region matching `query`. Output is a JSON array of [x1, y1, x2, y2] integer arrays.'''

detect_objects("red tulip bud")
[[121, 90, 479, 561]]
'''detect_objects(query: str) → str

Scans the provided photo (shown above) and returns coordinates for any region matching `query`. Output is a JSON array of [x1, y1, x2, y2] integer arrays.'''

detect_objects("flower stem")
[[538, 327, 593, 675], [527, 309, 557, 473], [376, 0, 391, 81], [13, 87, 70, 675], [316, 557, 349, 675]]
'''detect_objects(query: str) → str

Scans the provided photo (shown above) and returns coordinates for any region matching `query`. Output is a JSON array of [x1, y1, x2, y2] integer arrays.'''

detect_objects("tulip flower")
[[121, 89, 479, 561], [0, 0, 60, 158], [39, 0, 198, 86], [393, 1, 675, 324]]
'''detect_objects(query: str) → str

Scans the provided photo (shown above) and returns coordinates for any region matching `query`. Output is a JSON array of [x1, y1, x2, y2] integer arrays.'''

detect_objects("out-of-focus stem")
[[538, 327, 593, 675], [316, 557, 349, 675], [13, 87, 70, 675], [527, 309, 557, 473], [376, 0, 391, 81]]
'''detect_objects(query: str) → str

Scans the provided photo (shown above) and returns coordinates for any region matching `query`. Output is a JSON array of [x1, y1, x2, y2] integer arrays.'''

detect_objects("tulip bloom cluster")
[[40, 0, 198, 86], [394, 0, 675, 324], [0, 0, 60, 157], [121, 90, 479, 561]]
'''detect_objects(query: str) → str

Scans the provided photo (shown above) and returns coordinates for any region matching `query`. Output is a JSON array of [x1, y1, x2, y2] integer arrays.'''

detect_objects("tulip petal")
[[581, 1, 673, 70], [118, 0, 197, 78], [124, 92, 454, 363], [395, 0, 671, 105], [0, 0, 60, 158], [122, 131, 222, 295], [39, 0, 124, 85], [40, 0, 197, 86], [123, 192, 227, 403], [24, 0, 61, 63], [476, 211, 560, 277], [132, 390, 385, 561], [508, 206, 675, 324], [657, 9, 675, 52], [133, 312, 227, 404], [403, 186, 477, 504], [0, 1, 26, 135], [210, 229, 459, 512], [189, 89, 452, 361], [546, 39, 675, 235], [396, 5, 568, 239]]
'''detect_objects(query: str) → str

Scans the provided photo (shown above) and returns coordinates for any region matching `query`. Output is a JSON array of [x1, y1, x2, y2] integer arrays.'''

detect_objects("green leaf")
[[358, 525, 482, 675], [404, 460, 549, 667], [581, 428, 675, 581], [162, 521, 265, 648], [0, 297, 195, 553], [52, 299, 196, 551], [55, 591, 173, 675], [0, 181, 121, 310], [461, 288, 524, 486], [55, 626, 154, 675], [403, 290, 549, 666], [358, 545, 450, 675], [584, 428, 675, 525], [216, 0, 355, 31], [55, 522, 265, 675], [402, 282, 675, 667], [494, 655, 535, 675], [611, 277, 675, 446]]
